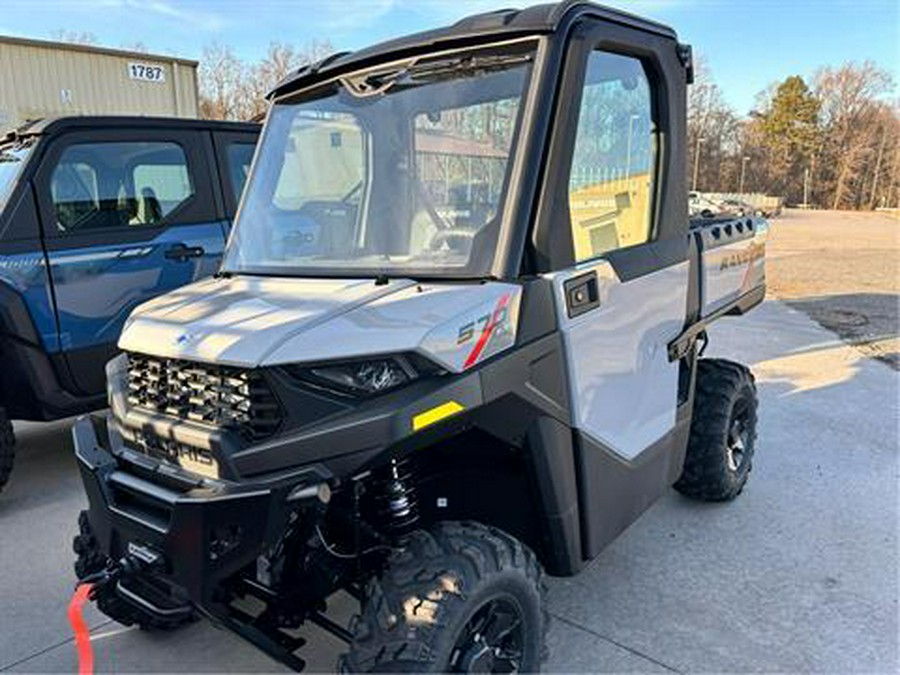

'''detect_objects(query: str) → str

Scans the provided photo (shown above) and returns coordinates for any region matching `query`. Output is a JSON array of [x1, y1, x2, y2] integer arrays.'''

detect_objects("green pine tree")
[[755, 76, 822, 201]]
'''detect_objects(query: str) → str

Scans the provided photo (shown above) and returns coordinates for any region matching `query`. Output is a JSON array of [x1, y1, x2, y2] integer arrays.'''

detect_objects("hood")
[[119, 275, 523, 372], [118, 276, 415, 366]]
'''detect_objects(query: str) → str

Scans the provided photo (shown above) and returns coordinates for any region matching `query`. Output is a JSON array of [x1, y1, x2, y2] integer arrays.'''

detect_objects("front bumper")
[[74, 412, 330, 611]]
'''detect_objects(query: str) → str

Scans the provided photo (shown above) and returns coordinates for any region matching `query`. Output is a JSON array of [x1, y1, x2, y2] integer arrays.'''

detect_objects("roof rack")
[[267, 1, 677, 100]]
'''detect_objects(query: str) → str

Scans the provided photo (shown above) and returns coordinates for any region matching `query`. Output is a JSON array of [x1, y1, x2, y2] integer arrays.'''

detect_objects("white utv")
[[72, 2, 767, 671]]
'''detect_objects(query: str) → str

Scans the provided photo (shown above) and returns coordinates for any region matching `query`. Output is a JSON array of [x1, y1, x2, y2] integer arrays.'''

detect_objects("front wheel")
[[342, 521, 548, 673], [0, 407, 15, 492]]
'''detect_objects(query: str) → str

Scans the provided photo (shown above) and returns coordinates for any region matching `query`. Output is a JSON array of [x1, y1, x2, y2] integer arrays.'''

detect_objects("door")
[[534, 25, 693, 557], [36, 129, 227, 395], [556, 47, 688, 460]]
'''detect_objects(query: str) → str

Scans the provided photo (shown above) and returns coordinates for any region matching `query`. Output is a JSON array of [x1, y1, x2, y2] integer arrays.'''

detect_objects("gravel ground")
[[765, 208, 900, 368]]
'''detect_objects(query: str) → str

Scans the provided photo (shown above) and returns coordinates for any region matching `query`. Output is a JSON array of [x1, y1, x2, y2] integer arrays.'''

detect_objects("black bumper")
[[74, 412, 328, 611]]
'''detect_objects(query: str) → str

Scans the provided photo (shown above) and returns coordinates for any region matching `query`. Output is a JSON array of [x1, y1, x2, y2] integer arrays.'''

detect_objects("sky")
[[1, 0, 897, 116]]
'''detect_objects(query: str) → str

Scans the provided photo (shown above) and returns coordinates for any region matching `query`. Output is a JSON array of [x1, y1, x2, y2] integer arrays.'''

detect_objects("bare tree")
[[199, 39, 334, 121], [120, 41, 149, 53], [198, 43, 247, 121], [687, 57, 741, 192], [50, 29, 98, 45], [241, 40, 334, 119], [814, 61, 894, 209], [865, 103, 900, 209]]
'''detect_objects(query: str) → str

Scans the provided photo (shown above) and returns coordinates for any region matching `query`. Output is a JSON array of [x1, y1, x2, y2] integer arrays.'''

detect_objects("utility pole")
[[891, 143, 900, 209], [868, 125, 887, 210], [739, 156, 749, 197], [809, 154, 817, 208], [803, 167, 810, 208], [625, 113, 639, 186], [692, 136, 705, 192]]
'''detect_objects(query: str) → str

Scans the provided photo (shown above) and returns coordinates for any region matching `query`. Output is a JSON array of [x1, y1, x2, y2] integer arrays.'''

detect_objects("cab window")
[[226, 142, 255, 202], [50, 141, 194, 232], [568, 51, 657, 262]]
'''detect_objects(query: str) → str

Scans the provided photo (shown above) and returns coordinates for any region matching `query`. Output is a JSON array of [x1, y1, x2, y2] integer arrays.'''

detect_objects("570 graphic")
[[457, 293, 512, 369]]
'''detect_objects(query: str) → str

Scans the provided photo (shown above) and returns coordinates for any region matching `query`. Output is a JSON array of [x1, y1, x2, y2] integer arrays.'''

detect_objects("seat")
[[137, 187, 163, 225]]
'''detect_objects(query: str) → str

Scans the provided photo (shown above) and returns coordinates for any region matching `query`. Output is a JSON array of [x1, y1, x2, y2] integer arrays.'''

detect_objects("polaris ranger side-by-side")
[[72, 2, 766, 671], [0, 117, 258, 491]]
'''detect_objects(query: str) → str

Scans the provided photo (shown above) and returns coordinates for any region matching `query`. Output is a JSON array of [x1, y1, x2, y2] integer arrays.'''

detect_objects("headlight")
[[289, 355, 427, 397]]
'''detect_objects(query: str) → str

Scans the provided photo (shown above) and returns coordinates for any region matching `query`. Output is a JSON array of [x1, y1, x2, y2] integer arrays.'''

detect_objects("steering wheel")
[[415, 180, 453, 231], [340, 180, 363, 204], [428, 228, 476, 252]]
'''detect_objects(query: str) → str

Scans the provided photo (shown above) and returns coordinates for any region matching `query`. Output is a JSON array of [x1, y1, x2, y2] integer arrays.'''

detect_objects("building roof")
[[269, 1, 676, 100], [416, 130, 509, 159], [0, 34, 198, 68]]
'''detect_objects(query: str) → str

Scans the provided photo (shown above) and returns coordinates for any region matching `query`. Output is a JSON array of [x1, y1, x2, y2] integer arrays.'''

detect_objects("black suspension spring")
[[372, 455, 419, 533]]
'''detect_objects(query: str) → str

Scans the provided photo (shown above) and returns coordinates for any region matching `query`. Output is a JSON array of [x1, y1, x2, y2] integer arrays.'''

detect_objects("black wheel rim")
[[727, 398, 751, 473], [449, 596, 525, 673]]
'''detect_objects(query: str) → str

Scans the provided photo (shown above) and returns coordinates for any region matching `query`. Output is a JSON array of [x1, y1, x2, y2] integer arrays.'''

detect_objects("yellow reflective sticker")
[[412, 401, 465, 432]]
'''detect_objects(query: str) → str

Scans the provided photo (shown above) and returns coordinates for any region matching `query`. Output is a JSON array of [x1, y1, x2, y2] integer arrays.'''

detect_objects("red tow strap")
[[68, 584, 95, 675]]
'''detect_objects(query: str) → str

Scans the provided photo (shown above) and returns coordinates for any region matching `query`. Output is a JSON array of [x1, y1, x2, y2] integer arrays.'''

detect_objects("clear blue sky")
[[2, 1, 897, 115]]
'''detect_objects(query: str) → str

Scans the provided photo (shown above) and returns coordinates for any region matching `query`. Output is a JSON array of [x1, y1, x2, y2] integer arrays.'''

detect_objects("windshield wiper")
[[339, 52, 533, 98]]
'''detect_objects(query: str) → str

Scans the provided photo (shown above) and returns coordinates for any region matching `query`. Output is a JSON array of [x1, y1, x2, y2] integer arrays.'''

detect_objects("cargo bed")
[[670, 215, 769, 360]]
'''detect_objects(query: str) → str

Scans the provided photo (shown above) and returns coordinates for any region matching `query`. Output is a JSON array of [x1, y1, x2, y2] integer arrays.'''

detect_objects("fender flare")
[[0, 279, 41, 346]]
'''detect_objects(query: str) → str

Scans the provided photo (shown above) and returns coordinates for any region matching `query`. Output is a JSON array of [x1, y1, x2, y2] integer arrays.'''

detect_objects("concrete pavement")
[[0, 299, 897, 673]]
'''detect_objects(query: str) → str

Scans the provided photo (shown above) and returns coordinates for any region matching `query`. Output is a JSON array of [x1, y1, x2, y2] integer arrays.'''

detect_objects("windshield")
[[0, 141, 33, 211], [223, 42, 536, 278]]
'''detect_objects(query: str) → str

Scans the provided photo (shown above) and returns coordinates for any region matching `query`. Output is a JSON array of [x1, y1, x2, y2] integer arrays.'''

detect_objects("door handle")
[[164, 244, 205, 261], [564, 271, 600, 318]]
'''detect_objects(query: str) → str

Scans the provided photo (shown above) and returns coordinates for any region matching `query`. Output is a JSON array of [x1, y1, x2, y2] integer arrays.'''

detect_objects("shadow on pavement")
[[0, 419, 81, 514], [785, 292, 899, 370]]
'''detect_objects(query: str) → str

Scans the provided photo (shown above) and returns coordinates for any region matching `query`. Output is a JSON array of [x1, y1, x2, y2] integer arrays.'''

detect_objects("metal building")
[[0, 36, 199, 133]]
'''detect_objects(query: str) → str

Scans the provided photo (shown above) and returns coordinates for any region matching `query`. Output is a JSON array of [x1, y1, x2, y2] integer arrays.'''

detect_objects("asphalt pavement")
[[0, 299, 897, 673]]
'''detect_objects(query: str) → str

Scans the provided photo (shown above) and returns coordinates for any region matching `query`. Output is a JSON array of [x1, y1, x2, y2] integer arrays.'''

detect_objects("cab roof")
[[269, 1, 677, 100], [3, 116, 259, 143]]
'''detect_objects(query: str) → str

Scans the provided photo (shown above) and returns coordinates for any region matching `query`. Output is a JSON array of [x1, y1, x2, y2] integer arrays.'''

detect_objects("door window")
[[568, 51, 657, 262], [50, 141, 194, 232], [225, 142, 255, 202]]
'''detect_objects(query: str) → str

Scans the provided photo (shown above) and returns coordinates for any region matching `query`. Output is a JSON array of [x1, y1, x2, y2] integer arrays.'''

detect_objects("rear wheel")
[[675, 359, 758, 501], [342, 521, 548, 673], [0, 407, 15, 492], [73, 510, 193, 631]]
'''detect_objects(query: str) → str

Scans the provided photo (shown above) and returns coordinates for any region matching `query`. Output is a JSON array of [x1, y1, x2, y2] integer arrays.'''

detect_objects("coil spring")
[[373, 456, 419, 533]]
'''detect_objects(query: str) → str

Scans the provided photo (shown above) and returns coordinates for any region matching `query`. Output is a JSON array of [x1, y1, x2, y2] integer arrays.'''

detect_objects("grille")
[[126, 353, 282, 441]]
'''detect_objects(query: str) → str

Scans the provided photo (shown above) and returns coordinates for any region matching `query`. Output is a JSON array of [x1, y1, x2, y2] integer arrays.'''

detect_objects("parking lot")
[[1, 210, 897, 674]]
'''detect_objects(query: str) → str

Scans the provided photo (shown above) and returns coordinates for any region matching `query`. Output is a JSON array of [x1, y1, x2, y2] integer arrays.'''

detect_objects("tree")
[[751, 76, 821, 202], [686, 57, 741, 192], [50, 29, 98, 45], [814, 61, 894, 209], [120, 41, 149, 53], [198, 39, 333, 121], [198, 43, 246, 121]]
